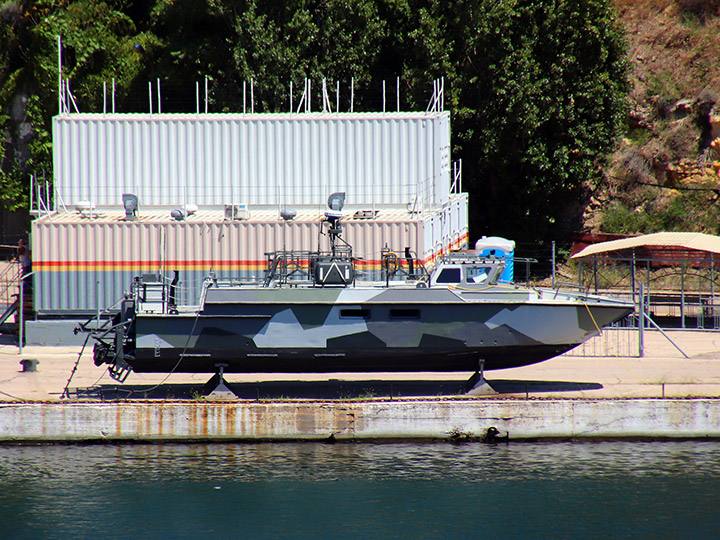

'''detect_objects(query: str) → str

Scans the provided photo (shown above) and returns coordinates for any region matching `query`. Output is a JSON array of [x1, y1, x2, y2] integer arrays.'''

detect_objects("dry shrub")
[[664, 117, 700, 157], [610, 146, 655, 186], [674, 0, 720, 19]]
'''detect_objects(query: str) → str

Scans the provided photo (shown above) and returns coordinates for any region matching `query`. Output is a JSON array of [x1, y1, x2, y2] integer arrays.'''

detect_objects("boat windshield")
[[466, 266, 491, 283]]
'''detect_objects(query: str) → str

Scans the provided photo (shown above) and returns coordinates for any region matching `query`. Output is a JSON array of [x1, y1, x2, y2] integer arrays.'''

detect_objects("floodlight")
[[327, 192, 345, 212], [280, 208, 297, 221], [122, 193, 138, 221]]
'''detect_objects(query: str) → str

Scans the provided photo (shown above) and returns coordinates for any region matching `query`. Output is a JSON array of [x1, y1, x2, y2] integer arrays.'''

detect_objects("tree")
[[0, 0, 628, 246], [447, 0, 628, 243], [0, 0, 151, 214]]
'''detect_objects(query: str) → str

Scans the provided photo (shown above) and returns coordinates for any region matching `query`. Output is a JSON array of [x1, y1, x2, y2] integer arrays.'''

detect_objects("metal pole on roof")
[[157, 78, 161, 114], [196, 81, 200, 115], [326, 79, 331, 111], [148, 81, 153, 114], [103, 82, 107, 115], [459, 159, 463, 193], [441, 76, 444, 111], [290, 80, 293, 113], [350, 77, 354, 113], [551, 241, 556, 289], [66, 80, 79, 113], [57, 35, 62, 114], [451, 161, 455, 193], [243, 81, 246, 114], [396, 76, 400, 112], [322, 78, 327, 112], [336, 80, 339, 112], [112, 78, 116, 113], [205, 76, 208, 114], [251, 78, 254, 114], [426, 80, 434, 112], [295, 81, 306, 114], [382, 80, 386, 113]]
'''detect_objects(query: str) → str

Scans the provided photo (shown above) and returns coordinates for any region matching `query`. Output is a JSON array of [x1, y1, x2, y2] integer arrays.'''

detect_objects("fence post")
[[680, 262, 685, 329], [593, 258, 598, 294], [18, 271, 24, 355], [638, 283, 644, 358], [553, 240, 555, 289]]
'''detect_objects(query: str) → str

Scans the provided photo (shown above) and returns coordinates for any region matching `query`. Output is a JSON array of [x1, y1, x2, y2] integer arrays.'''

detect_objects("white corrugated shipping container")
[[31, 196, 468, 314], [53, 112, 451, 210]]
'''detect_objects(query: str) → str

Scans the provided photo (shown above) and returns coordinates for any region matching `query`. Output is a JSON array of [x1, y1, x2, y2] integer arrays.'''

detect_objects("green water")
[[0, 441, 718, 539]]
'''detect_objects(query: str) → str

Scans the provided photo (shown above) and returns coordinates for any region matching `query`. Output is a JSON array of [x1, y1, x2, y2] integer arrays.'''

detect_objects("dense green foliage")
[[0, 0, 628, 243]]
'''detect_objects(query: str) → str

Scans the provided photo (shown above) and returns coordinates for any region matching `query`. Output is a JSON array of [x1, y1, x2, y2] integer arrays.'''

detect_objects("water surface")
[[1, 441, 718, 539]]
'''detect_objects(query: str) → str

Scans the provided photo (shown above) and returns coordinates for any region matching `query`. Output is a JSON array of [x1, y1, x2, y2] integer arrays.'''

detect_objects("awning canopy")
[[571, 232, 720, 260]]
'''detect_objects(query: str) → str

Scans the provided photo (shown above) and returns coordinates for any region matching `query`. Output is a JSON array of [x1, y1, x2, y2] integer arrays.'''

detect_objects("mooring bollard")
[[20, 359, 39, 372]]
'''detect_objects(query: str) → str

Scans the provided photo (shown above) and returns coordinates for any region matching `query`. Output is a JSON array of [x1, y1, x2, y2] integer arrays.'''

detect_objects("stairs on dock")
[[0, 299, 17, 326], [0, 262, 32, 335]]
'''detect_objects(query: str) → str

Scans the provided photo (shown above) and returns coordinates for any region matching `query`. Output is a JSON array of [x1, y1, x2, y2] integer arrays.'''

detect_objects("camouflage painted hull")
[[126, 286, 633, 373]]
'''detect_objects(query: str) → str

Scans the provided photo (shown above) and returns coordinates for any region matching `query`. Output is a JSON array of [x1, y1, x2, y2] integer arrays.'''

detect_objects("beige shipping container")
[[32, 198, 468, 314]]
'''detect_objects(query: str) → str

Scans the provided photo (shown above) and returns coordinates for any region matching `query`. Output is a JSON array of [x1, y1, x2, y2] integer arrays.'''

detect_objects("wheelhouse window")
[[340, 308, 370, 319], [390, 308, 421, 319], [435, 268, 462, 283]]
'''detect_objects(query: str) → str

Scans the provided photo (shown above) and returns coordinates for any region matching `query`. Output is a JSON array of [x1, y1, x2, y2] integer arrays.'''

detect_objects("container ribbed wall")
[[53, 112, 451, 209]]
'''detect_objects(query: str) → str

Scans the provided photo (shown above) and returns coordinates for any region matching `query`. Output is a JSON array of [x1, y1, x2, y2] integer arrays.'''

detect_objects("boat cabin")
[[429, 257, 506, 287]]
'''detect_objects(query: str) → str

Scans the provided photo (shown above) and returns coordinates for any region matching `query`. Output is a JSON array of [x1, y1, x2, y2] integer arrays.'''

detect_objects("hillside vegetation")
[[593, 0, 720, 235]]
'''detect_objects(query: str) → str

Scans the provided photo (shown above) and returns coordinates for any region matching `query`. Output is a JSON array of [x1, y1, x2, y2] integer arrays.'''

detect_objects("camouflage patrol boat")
[[90, 205, 634, 381]]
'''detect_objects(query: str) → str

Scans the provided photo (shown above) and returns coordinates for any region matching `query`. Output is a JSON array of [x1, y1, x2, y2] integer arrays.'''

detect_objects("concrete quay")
[[0, 329, 719, 442]]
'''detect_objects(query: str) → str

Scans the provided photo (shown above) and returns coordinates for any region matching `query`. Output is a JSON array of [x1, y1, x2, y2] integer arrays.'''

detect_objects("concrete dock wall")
[[1, 398, 718, 442]]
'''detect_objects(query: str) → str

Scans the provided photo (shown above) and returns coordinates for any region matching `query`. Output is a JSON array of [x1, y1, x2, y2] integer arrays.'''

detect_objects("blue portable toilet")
[[474, 236, 515, 282]]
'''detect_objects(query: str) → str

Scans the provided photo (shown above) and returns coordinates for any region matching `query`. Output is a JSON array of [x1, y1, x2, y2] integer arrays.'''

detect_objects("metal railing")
[[0, 261, 21, 310], [566, 284, 689, 358]]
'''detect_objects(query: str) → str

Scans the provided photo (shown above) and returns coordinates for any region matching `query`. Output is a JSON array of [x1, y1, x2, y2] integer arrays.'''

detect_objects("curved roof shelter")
[[571, 232, 720, 261]]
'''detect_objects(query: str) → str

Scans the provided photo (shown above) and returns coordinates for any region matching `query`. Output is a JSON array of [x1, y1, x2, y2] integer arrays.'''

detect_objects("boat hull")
[[129, 344, 578, 372], [125, 300, 633, 372]]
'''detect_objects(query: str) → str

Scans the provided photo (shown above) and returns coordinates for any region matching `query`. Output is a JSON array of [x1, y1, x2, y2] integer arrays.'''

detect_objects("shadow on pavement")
[[72, 378, 603, 400], [0, 333, 20, 346]]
